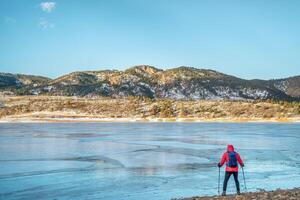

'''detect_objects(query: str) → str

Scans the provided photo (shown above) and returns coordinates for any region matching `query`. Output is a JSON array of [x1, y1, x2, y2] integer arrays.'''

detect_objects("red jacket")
[[219, 145, 244, 172]]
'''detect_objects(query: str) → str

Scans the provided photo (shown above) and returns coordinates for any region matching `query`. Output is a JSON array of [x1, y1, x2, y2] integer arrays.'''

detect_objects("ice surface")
[[0, 122, 300, 200]]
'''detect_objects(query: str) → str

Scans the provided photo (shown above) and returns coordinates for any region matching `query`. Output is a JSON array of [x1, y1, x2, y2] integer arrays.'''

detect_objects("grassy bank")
[[0, 96, 300, 122]]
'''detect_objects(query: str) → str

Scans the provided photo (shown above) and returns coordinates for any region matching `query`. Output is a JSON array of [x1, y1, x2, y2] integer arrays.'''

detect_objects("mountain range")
[[1, 65, 299, 101]]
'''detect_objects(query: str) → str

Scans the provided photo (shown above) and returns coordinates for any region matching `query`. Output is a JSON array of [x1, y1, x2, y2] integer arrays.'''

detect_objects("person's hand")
[[217, 163, 221, 168], [241, 163, 245, 167]]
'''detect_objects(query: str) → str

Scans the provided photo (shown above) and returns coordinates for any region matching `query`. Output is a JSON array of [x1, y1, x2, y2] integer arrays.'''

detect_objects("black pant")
[[223, 171, 240, 192]]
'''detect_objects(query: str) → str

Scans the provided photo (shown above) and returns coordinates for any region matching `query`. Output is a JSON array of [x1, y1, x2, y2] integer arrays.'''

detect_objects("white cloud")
[[39, 18, 55, 29], [40, 2, 56, 13]]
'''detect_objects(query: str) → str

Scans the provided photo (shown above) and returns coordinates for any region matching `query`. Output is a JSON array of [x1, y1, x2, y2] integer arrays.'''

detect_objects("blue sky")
[[1, 0, 300, 79]]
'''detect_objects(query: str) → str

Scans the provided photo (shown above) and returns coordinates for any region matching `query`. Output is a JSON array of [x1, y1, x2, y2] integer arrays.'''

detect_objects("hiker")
[[218, 144, 244, 196]]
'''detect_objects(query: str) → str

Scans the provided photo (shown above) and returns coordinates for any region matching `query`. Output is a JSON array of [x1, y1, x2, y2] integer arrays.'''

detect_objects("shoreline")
[[1, 96, 300, 123], [179, 188, 300, 200], [1, 116, 300, 123]]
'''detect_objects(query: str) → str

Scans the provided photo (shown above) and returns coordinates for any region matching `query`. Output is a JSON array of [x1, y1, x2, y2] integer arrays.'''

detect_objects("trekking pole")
[[242, 167, 247, 192], [218, 167, 220, 195]]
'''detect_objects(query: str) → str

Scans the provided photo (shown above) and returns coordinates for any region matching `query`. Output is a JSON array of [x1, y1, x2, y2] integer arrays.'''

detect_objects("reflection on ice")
[[0, 123, 300, 200]]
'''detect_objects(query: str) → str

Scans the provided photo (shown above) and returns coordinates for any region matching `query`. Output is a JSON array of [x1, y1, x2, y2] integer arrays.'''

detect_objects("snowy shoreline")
[[179, 188, 300, 200], [1, 116, 300, 123]]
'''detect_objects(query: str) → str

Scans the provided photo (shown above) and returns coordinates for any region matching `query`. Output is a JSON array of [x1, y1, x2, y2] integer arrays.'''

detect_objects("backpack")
[[227, 151, 237, 167]]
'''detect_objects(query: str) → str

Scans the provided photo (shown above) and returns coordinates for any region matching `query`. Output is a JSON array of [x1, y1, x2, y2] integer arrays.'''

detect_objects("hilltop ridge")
[[0, 66, 299, 101]]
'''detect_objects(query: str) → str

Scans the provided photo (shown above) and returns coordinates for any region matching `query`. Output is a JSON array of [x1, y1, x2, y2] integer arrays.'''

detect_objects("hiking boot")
[[222, 191, 226, 196], [237, 191, 241, 195]]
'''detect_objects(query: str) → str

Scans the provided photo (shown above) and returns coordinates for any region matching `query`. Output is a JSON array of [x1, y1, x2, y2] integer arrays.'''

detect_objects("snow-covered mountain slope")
[[0, 66, 299, 101]]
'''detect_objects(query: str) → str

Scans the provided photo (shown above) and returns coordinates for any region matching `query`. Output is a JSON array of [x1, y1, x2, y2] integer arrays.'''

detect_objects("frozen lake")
[[0, 122, 300, 200]]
